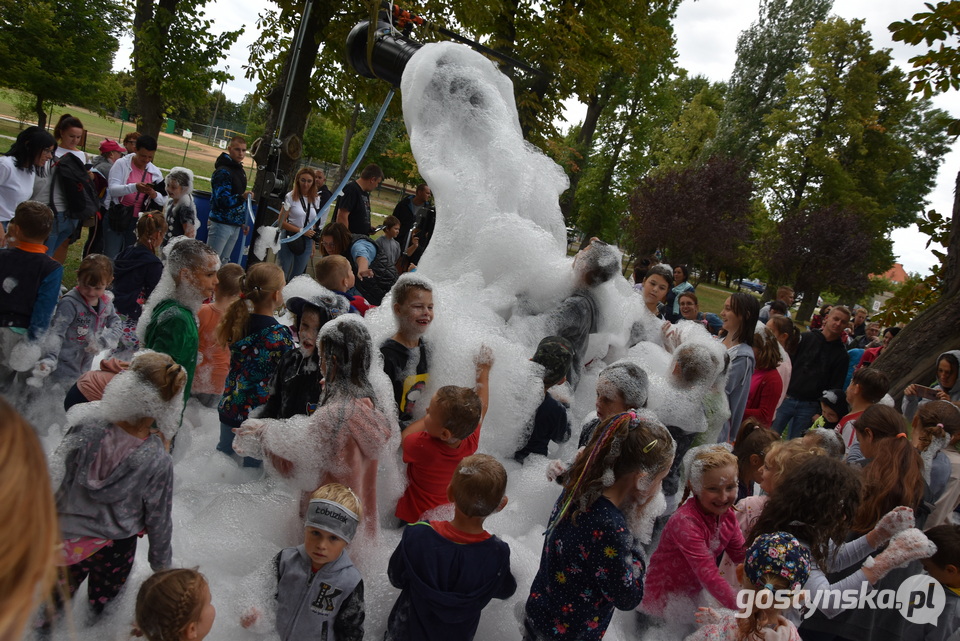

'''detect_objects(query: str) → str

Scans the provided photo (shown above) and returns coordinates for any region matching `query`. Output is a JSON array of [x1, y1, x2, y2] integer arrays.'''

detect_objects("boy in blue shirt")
[[386, 454, 516, 641]]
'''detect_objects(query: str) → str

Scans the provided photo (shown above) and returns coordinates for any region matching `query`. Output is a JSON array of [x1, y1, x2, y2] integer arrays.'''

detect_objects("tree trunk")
[[133, 0, 177, 139], [248, 0, 329, 265], [34, 94, 47, 130], [795, 289, 818, 323], [874, 168, 960, 400], [336, 101, 361, 185], [559, 80, 614, 223]]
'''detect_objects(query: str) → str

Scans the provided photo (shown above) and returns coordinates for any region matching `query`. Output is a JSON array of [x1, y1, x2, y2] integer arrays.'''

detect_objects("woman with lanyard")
[[276, 167, 320, 282]]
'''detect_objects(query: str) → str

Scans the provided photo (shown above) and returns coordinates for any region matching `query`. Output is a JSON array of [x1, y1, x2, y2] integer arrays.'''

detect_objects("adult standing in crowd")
[[676, 292, 722, 334], [42, 115, 95, 262], [335, 163, 383, 235], [122, 131, 140, 154], [0, 127, 55, 247], [902, 350, 960, 422], [105, 135, 165, 259], [207, 136, 252, 264], [85, 139, 125, 256], [313, 168, 333, 210], [772, 305, 851, 439], [850, 307, 868, 340], [391, 183, 431, 252], [758, 285, 794, 322], [664, 264, 695, 322], [277, 168, 320, 282]]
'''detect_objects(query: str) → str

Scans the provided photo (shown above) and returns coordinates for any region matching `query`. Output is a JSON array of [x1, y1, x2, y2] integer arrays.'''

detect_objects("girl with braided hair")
[[136, 568, 216, 641], [523, 410, 675, 641]]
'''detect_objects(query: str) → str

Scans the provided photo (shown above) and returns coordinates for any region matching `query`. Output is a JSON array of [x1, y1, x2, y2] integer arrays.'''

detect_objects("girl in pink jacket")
[[641, 444, 746, 628]]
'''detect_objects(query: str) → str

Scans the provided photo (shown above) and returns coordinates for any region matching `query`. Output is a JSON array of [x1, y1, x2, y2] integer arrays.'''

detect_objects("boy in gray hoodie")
[[241, 483, 365, 641]]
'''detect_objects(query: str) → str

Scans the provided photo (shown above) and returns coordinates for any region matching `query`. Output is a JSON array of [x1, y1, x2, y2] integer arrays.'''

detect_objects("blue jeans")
[[102, 213, 137, 260], [45, 213, 79, 255], [217, 421, 262, 468], [277, 241, 310, 282], [772, 397, 820, 440], [206, 221, 241, 264]]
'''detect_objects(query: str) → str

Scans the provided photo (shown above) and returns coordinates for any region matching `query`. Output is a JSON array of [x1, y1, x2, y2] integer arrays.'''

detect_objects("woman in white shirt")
[[42, 114, 91, 259], [0, 127, 56, 247], [105, 134, 166, 259], [276, 167, 320, 281]]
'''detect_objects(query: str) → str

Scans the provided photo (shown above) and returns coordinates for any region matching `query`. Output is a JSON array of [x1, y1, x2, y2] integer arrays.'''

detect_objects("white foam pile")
[[19, 41, 736, 641]]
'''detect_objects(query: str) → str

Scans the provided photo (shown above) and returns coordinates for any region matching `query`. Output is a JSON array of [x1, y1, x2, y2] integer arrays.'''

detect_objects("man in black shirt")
[[771, 305, 852, 440], [334, 163, 383, 235], [391, 183, 431, 251]]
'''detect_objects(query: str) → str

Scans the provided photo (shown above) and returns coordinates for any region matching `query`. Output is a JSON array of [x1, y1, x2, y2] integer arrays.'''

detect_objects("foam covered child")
[[386, 454, 516, 640], [241, 483, 365, 641], [395, 345, 493, 524], [514, 336, 573, 463], [748, 455, 934, 625], [136, 568, 216, 641], [161, 166, 198, 246], [380, 274, 434, 427], [138, 238, 221, 403], [524, 410, 675, 641], [50, 351, 186, 619], [233, 315, 394, 537], [641, 444, 746, 627], [34, 253, 122, 387], [215, 262, 294, 467], [688, 532, 811, 641], [912, 401, 960, 527], [258, 276, 349, 419]]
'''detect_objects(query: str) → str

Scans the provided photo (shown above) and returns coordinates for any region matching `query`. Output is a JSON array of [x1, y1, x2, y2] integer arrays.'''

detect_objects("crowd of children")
[[3, 195, 960, 641]]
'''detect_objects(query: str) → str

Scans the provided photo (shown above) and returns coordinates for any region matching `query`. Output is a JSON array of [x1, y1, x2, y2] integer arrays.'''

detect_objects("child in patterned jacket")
[[34, 254, 122, 387], [524, 410, 675, 641], [216, 262, 293, 467]]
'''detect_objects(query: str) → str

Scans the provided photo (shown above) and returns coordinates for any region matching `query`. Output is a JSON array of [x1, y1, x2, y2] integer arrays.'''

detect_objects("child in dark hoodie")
[[111, 211, 166, 357], [386, 454, 516, 641], [258, 277, 349, 420]]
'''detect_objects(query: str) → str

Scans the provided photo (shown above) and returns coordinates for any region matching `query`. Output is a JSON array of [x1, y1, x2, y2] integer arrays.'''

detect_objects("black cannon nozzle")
[[346, 21, 423, 88]]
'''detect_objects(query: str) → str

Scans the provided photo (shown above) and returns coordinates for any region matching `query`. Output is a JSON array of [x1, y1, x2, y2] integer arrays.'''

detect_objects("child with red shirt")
[[386, 453, 516, 640], [838, 366, 889, 464], [395, 346, 493, 524]]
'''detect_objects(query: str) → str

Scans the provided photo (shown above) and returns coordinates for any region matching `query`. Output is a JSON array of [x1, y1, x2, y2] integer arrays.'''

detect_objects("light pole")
[[208, 66, 229, 145]]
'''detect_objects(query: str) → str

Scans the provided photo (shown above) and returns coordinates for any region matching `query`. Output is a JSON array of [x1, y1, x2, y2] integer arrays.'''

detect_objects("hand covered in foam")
[[546, 459, 568, 482], [27, 359, 55, 387], [871, 506, 915, 545], [231, 420, 266, 458], [863, 528, 937, 583], [240, 607, 260, 628], [695, 607, 725, 625], [474, 344, 495, 369]]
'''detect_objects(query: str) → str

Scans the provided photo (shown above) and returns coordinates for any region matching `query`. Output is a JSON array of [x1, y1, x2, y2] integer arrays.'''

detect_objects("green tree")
[[710, 0, 833, 169], [756, 17, 952, 319], [0, 0, 125, 128], [870, 0, 960, 396], [132, 0, 242, 138]]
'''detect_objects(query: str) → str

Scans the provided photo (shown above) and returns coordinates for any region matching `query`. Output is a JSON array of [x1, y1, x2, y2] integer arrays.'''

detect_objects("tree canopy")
[[0, 0, 125, 128]]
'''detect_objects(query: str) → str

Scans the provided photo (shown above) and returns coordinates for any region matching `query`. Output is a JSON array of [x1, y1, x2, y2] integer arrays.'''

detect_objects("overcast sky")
[[117, 0, 958, 275]]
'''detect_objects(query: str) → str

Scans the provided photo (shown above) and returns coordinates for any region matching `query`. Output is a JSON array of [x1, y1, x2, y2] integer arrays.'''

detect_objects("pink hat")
[[99, 139, 124, 154]]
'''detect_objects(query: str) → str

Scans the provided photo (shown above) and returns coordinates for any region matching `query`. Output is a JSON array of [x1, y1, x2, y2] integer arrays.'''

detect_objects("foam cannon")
[[346, 2, 545, 86]]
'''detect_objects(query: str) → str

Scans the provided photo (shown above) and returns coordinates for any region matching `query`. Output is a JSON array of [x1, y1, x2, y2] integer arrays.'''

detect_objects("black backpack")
[[52, 152, 99, 221]]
